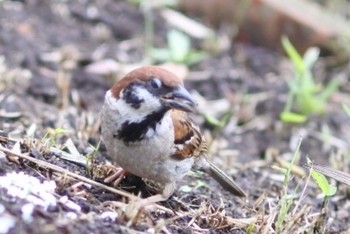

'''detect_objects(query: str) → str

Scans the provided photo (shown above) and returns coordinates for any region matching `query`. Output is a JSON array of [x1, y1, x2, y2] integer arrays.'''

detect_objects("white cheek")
[[132, 87, 162, 113], [105, 90, 119, 110], [104, 88, 162, 124]]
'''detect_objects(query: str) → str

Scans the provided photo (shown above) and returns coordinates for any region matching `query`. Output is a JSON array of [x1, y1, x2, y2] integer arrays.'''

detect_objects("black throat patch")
[[116, 107, 168, 143]]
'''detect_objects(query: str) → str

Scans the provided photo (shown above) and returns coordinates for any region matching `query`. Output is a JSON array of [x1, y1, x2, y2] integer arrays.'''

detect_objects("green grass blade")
[[281, 36, 305, 74], [280, 111, 307, 123], [343, 104, 350, 118]]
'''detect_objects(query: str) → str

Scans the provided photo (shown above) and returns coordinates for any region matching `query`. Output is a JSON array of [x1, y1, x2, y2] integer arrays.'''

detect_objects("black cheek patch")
[[123, 85, 144, 109]]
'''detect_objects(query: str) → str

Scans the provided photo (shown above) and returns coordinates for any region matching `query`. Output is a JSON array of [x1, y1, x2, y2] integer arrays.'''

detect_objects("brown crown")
[[111, 66, 183, 98]]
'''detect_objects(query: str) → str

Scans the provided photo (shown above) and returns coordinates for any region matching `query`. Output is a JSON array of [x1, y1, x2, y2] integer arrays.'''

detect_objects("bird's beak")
[[162, 85, 196, 112]]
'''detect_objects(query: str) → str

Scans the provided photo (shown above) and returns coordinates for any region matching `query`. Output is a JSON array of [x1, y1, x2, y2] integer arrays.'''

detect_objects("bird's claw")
[[103, 165, 127, 187]]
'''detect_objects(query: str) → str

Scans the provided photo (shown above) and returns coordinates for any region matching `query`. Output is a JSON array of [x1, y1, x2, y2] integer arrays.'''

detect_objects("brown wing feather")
[[171, 110, 247, 197], [170, 110, 207, 159]]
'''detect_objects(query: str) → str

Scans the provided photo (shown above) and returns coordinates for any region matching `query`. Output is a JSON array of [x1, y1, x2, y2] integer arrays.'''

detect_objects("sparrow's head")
[[110, 66, 195, 113]]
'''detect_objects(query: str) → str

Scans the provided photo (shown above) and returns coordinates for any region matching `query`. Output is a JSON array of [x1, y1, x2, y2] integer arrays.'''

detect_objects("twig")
[[0, 145, 173, 214], [160, 8, 214, 39]]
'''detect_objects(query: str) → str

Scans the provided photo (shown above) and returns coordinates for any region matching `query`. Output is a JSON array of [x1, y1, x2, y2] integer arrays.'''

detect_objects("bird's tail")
[[205, 160, 246, 197]]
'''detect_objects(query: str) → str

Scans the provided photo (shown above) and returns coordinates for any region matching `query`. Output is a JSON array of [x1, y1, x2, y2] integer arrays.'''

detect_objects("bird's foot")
[[103, 165, 127, 187]]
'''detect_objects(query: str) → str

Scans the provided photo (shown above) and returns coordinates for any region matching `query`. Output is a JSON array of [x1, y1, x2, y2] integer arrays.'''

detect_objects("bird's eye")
[[149, 78, 162, 89]]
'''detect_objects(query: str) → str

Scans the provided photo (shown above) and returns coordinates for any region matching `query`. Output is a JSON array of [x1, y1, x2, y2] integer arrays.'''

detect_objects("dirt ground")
[[0, 0, 350, 233]]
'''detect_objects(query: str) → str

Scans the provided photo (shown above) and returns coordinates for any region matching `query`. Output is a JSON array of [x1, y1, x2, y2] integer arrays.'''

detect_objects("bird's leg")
[[130, 182, 175, 212], [102, 165, 128, 187], [144, 182, 175, 204], [123, 182, 176, 225]]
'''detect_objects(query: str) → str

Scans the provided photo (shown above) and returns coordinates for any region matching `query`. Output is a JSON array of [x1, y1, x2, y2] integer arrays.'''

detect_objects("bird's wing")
[[170, 110, 207, 159]]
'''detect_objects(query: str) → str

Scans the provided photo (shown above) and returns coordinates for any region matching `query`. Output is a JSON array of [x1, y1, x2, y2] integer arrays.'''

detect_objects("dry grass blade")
[[226, 216, 258, 229], [0, 145, 173, 214], [275, 155, 306, 177], [283, 205, 311, 232], [301, 163, 350, 187]]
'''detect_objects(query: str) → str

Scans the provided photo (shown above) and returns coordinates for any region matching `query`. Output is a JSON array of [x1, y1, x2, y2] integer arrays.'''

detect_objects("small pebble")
[[101, 211, 118, 221]]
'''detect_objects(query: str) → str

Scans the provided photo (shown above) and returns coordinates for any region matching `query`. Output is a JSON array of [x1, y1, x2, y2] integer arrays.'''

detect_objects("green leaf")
[[343, 104, 350, 118], [149, 48, 171, 62], [310, 169, 337, 196], [275, 138, 302, 232], [53, 128, 70, 135], [204, 114, 223, 127], [280, 35, 339, 121], [318, 79, 339, 102], [275, 195, 294, 230], [281, 36, 305, 74], [299, 72, 315, 93], [297, 92, 325, 114], [167, 29, 190, 63], [185, 51, 207, 65], [246, 222, 255, 234], [204, 110, 234, 128], [280, 111, 307, 123], [195, 180, 209, 189], [219, 110, 234, 126]]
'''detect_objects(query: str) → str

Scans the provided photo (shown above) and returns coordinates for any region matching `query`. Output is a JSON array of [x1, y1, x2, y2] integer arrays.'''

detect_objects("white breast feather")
[[101, 90, 195, 183]]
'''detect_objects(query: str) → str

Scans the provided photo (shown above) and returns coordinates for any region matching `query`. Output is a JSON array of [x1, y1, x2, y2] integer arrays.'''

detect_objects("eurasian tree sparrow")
[[100, 66, 246, 203]]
